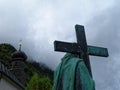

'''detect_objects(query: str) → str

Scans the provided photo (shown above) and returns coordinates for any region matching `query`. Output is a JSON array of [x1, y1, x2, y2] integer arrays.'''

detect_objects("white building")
[[0, 62, 25, 90]]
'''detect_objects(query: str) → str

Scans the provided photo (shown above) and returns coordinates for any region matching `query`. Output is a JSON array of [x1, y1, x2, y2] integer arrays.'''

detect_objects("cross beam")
[[54, 41, 108, 57], [54, 25, 109, 77]]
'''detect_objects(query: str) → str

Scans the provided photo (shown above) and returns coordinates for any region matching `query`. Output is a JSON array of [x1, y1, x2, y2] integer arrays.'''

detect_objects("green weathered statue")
[[52, 53, 95, 90]]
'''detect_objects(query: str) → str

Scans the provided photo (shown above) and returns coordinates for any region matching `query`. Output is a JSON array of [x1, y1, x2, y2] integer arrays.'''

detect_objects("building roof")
[[12, 51, 27, 61], [0, 62, 25, 90]]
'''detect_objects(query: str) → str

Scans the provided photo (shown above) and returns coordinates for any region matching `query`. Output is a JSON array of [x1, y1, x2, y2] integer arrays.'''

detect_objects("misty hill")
[[28, 60, 53, 80], [0, 43, 53, 89], [0, 43, 16, 68]]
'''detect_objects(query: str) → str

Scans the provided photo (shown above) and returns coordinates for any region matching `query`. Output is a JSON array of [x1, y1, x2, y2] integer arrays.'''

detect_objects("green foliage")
[[26, 73, 52, 90], [39, 76, 52, 90], [0, 43, 16, 67], [26, 73, 40, 90]]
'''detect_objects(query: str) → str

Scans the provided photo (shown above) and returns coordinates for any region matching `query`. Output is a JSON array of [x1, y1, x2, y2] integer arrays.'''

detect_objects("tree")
[[26, 73, 40, 90], [26, 73, 52, 90], [39, 76, 52, 90]]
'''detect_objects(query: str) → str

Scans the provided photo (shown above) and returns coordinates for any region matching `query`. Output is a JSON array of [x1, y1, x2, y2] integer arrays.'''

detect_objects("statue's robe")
[[52, 53, 95, 90]]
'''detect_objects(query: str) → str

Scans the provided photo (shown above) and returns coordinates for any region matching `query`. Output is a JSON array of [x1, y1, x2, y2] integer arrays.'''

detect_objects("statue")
[[52, 53, 95, 90]]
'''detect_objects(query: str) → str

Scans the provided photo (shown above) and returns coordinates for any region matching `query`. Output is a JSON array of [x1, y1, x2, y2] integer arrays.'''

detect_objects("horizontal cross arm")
[[87, 45, 109, 57], [54, 41, 81, 54], [54, 41, 109, 57]]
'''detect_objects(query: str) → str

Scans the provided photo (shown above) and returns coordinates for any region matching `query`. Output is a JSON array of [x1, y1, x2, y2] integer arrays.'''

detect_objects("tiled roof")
[[0, 62, 25, 90]]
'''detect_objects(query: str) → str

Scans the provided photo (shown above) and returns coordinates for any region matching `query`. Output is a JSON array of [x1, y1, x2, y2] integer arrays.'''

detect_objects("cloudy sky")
[[0, 0, 120, 89]]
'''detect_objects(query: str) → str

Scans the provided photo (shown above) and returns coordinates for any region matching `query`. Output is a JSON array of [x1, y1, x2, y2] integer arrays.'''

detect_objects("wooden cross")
[[54, 24, 109, 77]]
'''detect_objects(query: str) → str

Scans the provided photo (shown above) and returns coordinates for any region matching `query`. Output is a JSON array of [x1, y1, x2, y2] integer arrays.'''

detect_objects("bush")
[[26, 73, 52, 90]]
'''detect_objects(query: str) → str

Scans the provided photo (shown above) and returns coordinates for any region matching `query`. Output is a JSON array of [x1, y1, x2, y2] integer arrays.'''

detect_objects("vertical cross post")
[[75, 25, 92, 77]]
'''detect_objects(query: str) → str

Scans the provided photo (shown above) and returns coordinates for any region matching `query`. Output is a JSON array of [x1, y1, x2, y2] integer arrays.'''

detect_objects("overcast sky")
[[0, 0, 120, 89]]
